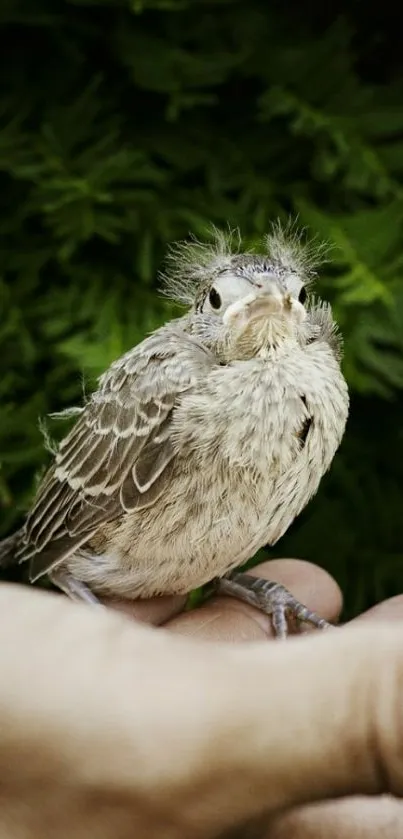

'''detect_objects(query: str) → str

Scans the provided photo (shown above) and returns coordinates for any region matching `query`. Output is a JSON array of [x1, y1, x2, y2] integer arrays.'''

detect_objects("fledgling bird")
[[0, 224, 349, 637]]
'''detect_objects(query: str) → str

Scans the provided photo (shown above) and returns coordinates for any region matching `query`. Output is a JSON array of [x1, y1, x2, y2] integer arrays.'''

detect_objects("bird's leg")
[[49, 567, 102, 606], [216, 571, 332, 639]]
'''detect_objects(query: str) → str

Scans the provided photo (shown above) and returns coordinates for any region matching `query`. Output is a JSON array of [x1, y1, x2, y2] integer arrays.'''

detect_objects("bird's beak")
[[223, 286, 300, 331], [244, 290, 287, 319]]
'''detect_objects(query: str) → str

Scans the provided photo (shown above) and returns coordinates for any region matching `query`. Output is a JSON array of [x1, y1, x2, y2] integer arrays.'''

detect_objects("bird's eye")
[[298, 287, 307, 304], [208, 287, 222, 310]]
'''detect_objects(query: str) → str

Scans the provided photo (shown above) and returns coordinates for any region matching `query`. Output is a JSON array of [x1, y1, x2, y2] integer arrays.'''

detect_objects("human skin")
[[1, 559, 403, 839]]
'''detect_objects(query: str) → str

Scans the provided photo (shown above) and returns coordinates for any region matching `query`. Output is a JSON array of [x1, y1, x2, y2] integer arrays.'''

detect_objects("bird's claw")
[[216, 571, 333, 639]]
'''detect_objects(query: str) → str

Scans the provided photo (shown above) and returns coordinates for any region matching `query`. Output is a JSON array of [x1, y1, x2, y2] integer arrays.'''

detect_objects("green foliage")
[[1, 0, 403, 616]]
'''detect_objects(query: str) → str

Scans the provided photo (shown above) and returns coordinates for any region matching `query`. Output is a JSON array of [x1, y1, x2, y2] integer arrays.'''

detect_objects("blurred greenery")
[[1, 0, 403, 618]]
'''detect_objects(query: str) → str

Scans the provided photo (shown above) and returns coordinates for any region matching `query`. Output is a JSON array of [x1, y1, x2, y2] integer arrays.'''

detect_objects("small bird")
[[0, 224, 349, 637]]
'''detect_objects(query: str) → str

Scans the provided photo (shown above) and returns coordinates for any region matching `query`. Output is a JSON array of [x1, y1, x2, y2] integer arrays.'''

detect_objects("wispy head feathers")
[[265, 219, 330, 282], [160, 220, 330, 306], [160, 225, 241, 306]]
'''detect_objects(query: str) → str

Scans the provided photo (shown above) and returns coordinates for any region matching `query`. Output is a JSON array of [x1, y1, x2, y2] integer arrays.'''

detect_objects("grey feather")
[[18, 324, 215, 580]]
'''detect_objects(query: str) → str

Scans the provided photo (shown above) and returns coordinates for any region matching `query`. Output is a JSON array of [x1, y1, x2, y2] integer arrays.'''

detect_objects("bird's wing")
[[19, 325, 215, 581]]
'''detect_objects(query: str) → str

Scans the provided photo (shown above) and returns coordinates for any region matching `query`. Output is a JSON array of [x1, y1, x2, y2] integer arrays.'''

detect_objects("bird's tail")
[[0, 531, 21, 569]]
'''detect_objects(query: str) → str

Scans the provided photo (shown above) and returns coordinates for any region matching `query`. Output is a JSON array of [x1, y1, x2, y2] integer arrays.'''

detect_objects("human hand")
[[105, 558, 403, 838], [1, 559, 403, 839]]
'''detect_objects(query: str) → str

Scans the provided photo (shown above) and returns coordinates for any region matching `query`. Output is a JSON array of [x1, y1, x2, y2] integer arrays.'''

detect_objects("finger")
[[165, 558, 342, 640], [211, 622, 403, 824], [350, 595, 403, 625], [102, 594, 187, 626], [264, 795, 403, 839], [264, 593, 403, 839]]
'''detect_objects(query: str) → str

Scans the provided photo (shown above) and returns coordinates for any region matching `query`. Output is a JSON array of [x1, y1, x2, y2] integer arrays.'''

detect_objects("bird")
[[0, 223, 349, 638]]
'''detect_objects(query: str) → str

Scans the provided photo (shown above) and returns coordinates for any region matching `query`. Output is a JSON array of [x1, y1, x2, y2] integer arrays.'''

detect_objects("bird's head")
[[161, 222, 342, 361]]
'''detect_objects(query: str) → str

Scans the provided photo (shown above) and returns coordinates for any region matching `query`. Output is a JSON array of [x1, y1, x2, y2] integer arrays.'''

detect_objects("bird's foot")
[[216, 571, 332, 639], [49, 568, 102, 605]]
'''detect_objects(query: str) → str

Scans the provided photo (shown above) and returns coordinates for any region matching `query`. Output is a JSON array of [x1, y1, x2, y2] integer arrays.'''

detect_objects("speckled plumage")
[[1, 225, 349, 603]]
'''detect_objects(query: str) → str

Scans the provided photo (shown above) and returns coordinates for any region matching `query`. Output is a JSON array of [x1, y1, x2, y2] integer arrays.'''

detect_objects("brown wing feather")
[[17, 325, 215, 582]]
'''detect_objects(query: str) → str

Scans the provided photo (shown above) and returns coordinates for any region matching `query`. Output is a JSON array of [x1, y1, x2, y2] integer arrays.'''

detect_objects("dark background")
[[1, 0, 403, 618]]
